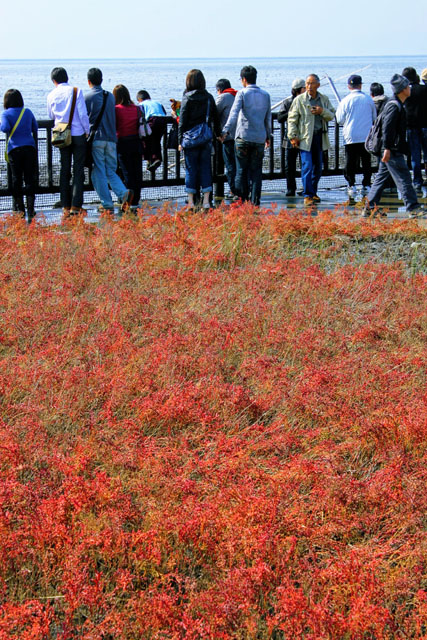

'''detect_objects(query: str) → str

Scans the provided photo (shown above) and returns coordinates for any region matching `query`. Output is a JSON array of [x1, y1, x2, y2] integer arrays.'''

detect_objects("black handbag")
[[167, 122, 179, 150]]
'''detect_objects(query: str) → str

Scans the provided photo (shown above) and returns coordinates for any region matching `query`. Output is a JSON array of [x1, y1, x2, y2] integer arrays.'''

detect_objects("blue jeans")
[[91, 140, 127, 208], [234, 138, 265, 205], [222, 139, 236, 194], [368, 151, 418, 211], [407, 128, 427, 188], [300, 132, 323, 197], [184, 142, 212, 193]]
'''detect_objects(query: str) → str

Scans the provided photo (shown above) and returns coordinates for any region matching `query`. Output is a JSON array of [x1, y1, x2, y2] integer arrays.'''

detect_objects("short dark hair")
[[216, 78, 231, 93], [240, 66, 257, 84], [137, 90, 151, 101], [370, 82, 384, 97], [113, 84, 133, 106], [185, 69, 206, 92], [402, 67, 419, 84], [51, 67, 68, 84], [291, 87, 305, 98], [87, 68, 103, 86], [306, 73, 320, 83], [4, 89, 24, 109]]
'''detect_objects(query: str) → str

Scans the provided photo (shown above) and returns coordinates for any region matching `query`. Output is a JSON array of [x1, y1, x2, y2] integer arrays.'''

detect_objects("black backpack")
[[365, 98, 402, 157], [365, 112, 384, 157]]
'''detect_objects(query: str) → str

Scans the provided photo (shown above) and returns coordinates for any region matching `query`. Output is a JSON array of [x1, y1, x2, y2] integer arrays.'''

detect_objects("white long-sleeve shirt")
[[47, 82, 90, 136], [336, 90, 376, 145]]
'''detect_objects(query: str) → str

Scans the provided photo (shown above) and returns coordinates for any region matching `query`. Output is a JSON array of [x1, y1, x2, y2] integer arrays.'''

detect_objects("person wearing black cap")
[[401, 67, 427, 191], [277, 77, 306, 196], [336, 75, 376, 197], [363, 74, 423, 218]]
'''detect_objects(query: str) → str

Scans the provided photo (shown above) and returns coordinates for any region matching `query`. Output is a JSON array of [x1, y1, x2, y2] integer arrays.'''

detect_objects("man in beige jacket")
[[288, 74, 335, 205]]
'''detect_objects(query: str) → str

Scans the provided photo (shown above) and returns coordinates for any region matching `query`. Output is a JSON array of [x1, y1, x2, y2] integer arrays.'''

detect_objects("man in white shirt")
[[336, 74, 377, 197], [47, 67, 90, 214]]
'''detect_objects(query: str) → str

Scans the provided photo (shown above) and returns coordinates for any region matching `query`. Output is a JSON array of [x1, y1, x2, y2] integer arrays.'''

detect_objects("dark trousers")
[[368, 151, 418, 211], [222, 139, 236, 194], [344, 142, 372, 187], [117, 136, 143, 204], [285, 145, 298, 193], [8, 145, 38, 214], [143, 116, 167, 164], [59, 134, 87, 209], [234, 138, 265, 205]]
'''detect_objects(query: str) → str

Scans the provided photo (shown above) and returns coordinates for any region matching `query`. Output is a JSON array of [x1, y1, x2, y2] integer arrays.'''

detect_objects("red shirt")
[[115, 104, 139, 138]]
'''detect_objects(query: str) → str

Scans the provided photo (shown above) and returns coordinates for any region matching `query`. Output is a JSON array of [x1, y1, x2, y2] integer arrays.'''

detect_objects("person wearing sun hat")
[[277, 77, 306, 196], [363, 73, 424, 218]]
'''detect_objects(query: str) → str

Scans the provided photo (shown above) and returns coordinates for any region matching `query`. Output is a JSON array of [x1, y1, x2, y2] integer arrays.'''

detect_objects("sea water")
[[0, 55, 425, 118]]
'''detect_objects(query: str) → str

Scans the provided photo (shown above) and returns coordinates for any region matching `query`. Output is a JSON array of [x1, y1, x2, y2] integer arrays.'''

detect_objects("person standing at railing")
[[401, 67, 427, 193], [113, 85, 142, 207], [335, 74, 376, 198], [277, 78, 306, 197], [136, 90, 168, 174], [215, 79, 237, 198], [178, 69, 221, 210], [287, 74, 335, 207], [1, 89, 38, 221], [85, 68, 133, 214], [222, 66, 271, 207], [47, 67, 90, 215]]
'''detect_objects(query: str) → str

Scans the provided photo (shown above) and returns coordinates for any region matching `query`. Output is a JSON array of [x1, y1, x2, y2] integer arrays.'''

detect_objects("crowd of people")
[[1, 63, 427, 219]]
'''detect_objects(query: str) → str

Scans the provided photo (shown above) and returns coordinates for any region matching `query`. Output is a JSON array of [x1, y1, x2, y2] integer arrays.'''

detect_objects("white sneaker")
[[347, 187, 356, 197]]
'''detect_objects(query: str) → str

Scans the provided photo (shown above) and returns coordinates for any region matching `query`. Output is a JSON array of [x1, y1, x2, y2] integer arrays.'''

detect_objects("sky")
[[1, 0, 426, 59]]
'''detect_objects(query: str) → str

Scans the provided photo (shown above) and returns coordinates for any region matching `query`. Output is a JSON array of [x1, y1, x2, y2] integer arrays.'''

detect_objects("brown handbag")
[[51, 87, 78, 148]]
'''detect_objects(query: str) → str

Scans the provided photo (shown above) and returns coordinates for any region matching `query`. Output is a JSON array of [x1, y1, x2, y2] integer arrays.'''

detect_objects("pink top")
[[115, 104, 139, 138]]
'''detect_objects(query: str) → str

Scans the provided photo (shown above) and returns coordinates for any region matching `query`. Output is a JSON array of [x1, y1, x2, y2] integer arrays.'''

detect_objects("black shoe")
[[148, 159, 161, 172], [285, 190, 295, 197], [120, 190, 134, 212], [296, 189, 304, 196]]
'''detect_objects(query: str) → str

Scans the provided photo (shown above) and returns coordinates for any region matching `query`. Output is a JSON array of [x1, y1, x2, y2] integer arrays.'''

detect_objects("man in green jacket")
[[288, 74, 335, 206]]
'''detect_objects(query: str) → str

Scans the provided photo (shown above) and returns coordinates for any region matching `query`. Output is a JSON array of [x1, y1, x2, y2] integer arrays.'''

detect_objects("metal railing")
[[0, 115, 365, 206]]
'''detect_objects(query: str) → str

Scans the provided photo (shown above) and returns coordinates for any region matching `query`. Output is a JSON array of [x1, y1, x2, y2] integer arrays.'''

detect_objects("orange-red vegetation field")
[[0, 206, 426, 639]]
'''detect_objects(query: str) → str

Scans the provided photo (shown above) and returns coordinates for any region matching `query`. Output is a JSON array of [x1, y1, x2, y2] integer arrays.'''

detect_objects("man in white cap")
[[277, 78, 306, 196], [336, 74, 376, 197], [364, 74, 424, 218]]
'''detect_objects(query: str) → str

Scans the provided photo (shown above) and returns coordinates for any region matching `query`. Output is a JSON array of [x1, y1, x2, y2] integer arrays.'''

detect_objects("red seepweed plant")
[[0, 207, 426, 638]]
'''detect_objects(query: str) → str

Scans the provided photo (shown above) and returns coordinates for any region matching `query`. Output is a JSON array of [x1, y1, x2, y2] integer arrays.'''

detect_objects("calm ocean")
[[0, 56, 426, 118]]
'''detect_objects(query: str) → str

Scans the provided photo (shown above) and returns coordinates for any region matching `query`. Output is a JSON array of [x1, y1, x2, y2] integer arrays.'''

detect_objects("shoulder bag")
[[181, 98, 213, 149], [85, 91, 108, 168], [4, 107, 26, 162], [51, 87, 78, 148], [138, 106, 152, 138]]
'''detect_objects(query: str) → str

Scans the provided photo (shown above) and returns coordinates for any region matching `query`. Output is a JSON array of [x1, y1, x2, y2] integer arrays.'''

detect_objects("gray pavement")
[[2, 184, 427, 225]]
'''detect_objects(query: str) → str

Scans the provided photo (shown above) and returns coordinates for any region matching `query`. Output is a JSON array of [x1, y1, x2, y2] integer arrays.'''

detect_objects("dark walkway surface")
[[3, 184, 427, 224]]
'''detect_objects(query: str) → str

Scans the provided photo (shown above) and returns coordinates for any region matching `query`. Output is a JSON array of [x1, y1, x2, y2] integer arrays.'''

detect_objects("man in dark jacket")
[[401, 67, 427, 191], [364, 74, 423, 218], [277, 77, 305, 196]]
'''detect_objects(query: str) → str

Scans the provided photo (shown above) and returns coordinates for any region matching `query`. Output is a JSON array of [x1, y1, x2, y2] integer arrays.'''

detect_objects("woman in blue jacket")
[[1, 89, 38, 221]]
